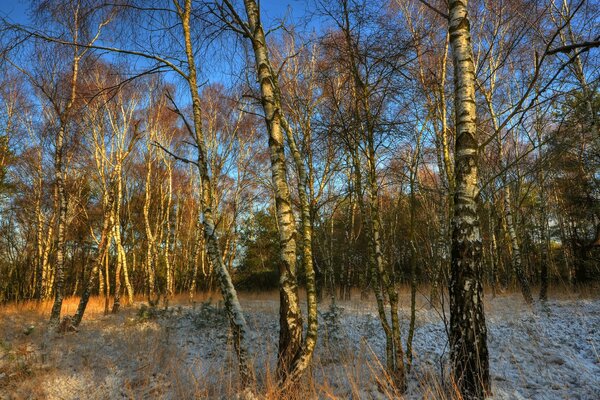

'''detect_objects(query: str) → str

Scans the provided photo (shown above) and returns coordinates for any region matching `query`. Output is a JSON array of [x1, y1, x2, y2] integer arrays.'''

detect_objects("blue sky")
[[0, 0, 316, 88], [0, 0, 310, 25], [0, 1, 28, 23]]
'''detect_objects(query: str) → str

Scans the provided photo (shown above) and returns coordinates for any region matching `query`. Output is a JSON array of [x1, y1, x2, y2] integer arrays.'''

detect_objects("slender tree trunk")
[[368, 163, 406, 390], [448, 1, 490, 398], [503, 186, 533, 303], [176, 0, 254, 388], [115, 165, 133, 305], [164, 162, 174, 297], [339, 0, 406, 386], [49, 126, 69, 325], [112, 218, 122, 313], [189, 217, 202, 300], [538, 187, 550, 301], [73, 190, 115, 326], [406, 174, 418, 371], [281, 118, 318, 385], [34, 175, 44, 300], [98, 264, 104, 297], [41, 218, 55, 299], [489, 204, 498, 297], [242, 0, 303, 379], [104, 248, 110, 314], [143, 152, 156, 299], [48, 14, 83, 324], [111, 173, 122, 313]]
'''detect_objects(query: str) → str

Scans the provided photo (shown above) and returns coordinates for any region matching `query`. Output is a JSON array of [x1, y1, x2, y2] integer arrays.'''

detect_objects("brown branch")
[[414, 0, 449, 20], [152, 141, 198, 166], [548, 37, 600, 55]]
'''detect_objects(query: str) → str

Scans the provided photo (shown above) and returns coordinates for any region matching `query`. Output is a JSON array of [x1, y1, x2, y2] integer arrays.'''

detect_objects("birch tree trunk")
[[281, 118, 318, 385], [406, 132, 422, 372], [164, 161, 173, 297], [174, 0, 254, 389], [367, 142, 406, 391], [189, 216, 203, 300], [538, 187, 550, 301], [448, 1, 490, 398], [49, 50, 80, 327], [112, 164, 133, 310], [340, 0, 406, 388], [73, 188, 115, 326], [143, 149, 157, 299], [503, 186, 533, 303], [241, 0, 303, 379], [114, 165, 133, 306], [34, 157, 45, 300]]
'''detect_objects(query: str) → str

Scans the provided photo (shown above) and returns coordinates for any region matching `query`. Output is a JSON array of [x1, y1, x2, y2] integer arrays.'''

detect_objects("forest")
[[0, 0, 598, 399]]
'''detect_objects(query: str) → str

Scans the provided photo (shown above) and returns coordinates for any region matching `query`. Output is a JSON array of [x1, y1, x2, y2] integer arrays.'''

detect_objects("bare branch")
[[548, 36, 600, 55], [152, 140, 198, 166]]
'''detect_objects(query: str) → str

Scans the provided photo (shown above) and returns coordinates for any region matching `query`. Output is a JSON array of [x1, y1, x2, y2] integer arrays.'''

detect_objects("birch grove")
[[0, 0, 598, 399]]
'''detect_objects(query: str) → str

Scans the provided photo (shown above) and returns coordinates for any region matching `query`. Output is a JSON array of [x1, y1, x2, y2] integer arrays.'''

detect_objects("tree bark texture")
[[448, 1, 491, 398]]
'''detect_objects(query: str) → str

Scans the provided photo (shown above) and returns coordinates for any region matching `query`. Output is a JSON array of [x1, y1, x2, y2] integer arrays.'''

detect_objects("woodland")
[[0, 0, 599, 399]]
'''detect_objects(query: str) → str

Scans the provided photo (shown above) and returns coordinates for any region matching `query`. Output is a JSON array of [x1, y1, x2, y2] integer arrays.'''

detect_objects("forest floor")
[[0, 288, 599, 399]]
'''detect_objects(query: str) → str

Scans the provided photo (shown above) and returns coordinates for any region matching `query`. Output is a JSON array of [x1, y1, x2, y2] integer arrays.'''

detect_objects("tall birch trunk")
[[189, 216, 203, 300], [448, 1, 490, 398], [341, 0, 406, 388], [281, 118, 318, 385], [242, 0, 303, 378], [406, 138, 421, 372], [538, 189, 550, 301], [34, 162, 45, 300], [143, 150, 156, 299], [175, 0, 254, 388], [164, 162, 173, 297], [49, 49, 80, 326], [113, 164, 134, 308]]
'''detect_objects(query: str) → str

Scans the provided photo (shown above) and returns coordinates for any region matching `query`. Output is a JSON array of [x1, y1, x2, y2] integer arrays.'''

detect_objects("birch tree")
[[26, 0, 116, 326], [447, 0, 490, 398], [214, 0, 318, 384]]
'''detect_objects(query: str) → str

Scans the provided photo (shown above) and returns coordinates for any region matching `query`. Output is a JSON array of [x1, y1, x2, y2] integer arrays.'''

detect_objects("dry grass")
[[0, 286, 598, 399], [0, 290, 448, 399]]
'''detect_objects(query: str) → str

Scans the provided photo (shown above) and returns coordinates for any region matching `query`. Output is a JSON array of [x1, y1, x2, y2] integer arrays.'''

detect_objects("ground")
[[0, 289, 598, 399]]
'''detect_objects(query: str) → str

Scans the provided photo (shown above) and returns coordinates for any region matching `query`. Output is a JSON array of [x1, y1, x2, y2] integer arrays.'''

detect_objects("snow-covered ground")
[[1, 293, 599, 399]]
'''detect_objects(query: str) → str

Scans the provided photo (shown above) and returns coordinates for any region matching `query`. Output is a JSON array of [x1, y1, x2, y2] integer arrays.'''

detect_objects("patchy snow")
[[0, 294, 598, 399]]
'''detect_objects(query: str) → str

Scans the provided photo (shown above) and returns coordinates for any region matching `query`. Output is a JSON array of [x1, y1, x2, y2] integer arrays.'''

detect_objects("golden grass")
[[0, 291, 445, 399], [1, 282, 596, 318], [1, 285, 598, 399]]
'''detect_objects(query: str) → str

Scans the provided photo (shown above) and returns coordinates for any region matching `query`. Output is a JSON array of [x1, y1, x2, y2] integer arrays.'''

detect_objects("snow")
[[0, 294, 598, 399]]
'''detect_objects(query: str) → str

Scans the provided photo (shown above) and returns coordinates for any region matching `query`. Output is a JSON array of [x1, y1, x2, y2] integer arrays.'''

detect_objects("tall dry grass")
[[1, 285, 598, 399]]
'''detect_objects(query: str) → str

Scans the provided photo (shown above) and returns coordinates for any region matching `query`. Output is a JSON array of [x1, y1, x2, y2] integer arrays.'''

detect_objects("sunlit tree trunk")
[[112, 163, 133, 310], [34, 151, 47, 300], [448, 1, 490, 398], [73, 188, 115, 326], [143, 148, 157, 299], [164, 160, 174, 297], [242, 0, 303, 379], [174, 0, 254, 389], [281, 118, 318, 385], [189, 216, 203, 300], [49, 47, 80, 327]]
